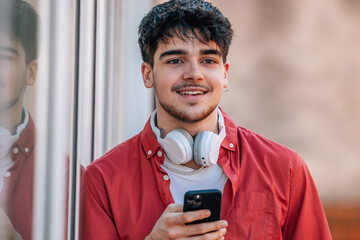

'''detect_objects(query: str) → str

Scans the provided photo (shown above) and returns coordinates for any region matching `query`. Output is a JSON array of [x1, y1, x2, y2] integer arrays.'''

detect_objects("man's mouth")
[[174, 85, 209, 96], [178, 90, 205, 95]]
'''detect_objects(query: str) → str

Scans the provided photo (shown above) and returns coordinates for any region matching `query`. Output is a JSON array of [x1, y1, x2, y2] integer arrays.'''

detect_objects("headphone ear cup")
[[174, 129, 194, 146], [162, 129, 194, 164], [194, 131, 215, 166]]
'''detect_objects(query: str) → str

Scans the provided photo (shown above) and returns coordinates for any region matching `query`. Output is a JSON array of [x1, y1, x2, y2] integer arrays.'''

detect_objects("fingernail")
[[221, 228, 227, 234], [221, 220, 228, 227]]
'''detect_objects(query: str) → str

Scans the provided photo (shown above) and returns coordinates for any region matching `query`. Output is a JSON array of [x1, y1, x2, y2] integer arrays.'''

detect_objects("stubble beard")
[[0, 73, 27, 116], [157, 96, 218, 124]]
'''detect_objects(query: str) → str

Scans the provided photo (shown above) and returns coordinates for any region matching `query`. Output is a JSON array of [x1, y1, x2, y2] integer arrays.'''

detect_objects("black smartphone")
[[183, 189, 222, 225]]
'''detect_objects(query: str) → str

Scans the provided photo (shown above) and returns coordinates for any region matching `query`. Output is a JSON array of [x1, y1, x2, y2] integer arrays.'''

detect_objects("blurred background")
[[209, 1, 360, 239], [3, 0, 359, 239]]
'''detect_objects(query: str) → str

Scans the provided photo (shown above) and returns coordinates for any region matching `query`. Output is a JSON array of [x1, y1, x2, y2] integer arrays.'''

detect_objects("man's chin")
[[164, 106, 217, 124], [0, 99, 20, 115]]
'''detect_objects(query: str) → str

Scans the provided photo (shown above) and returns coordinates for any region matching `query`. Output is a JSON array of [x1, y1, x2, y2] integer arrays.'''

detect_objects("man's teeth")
[[179, 91, 204, 95]]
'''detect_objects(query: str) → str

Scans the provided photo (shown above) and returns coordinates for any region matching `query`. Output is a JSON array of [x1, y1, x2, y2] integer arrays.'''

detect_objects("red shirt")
[[0, 116, 35, 240], [84, 111, 332, 239]]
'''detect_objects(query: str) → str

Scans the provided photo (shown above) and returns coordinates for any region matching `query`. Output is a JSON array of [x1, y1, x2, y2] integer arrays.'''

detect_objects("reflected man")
[[0, 0, 38, 239]]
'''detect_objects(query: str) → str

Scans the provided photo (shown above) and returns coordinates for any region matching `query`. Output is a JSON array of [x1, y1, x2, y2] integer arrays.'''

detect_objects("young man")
[[0, 1, 38, 239], [84, 0, 332, 239]]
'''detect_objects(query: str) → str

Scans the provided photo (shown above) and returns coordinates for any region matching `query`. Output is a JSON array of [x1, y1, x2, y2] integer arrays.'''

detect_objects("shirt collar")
[[140, 117, 162, 160], [16, 106, 30, 136], [12, 113, 35, 159], [0, 107, 30, 159], [219, 109, 238, 152]]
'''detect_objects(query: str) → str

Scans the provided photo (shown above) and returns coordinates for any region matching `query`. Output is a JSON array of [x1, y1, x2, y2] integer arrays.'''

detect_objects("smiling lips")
[[174, 86, 209, 96], [178, 90, 205, 95]]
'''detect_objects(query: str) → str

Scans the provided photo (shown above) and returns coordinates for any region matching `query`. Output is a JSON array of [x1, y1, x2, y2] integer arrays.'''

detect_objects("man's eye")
[[0, 55, 12, 61], [167, 59, 182, 64], [202, 59, 216, 64]]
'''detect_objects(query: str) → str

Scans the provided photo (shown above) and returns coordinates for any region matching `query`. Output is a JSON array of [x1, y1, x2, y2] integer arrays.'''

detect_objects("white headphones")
[[150, 108, 226, 167]]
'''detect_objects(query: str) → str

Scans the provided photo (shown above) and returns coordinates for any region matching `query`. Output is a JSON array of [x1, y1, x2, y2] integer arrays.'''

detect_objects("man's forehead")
[[0, 33, 24, 55], [156, 36, 220, 55]]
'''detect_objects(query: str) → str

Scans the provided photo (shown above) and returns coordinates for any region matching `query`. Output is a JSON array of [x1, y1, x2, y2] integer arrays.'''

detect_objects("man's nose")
[[182, 62, 204, 81]]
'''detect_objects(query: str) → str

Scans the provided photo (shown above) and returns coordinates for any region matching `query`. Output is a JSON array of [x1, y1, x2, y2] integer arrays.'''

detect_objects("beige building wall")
[[155, 0, 360, 202]]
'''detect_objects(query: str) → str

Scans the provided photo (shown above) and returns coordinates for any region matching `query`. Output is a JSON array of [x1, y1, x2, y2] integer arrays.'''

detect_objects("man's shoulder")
[[234, 125, 301, 170], [222, 110, 300, 163], [240, 126, 298, 154], [222, 110, 297, 158], [234, 126, 306, 189]]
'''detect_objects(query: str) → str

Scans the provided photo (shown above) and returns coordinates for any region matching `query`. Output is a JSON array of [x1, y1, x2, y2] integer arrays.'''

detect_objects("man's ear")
[[223, 61, 230, 90], [25, 59, 38, 86], [141, 62, 154, 88]]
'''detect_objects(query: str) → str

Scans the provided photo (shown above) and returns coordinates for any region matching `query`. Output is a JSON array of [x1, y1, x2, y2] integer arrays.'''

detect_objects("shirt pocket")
[[227, 191, 275, 240]]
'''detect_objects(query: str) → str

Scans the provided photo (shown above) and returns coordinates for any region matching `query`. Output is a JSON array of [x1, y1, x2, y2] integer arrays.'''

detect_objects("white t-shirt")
[[161, 155, 228, 203], [150, 109, 228, 204]]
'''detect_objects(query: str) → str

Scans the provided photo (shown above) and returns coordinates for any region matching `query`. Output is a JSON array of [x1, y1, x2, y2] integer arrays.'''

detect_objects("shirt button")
[[13, 148, 19, 154], [229, 143, 234, 148], [24, 147, 29, 153], [163, 175, 169, 181], [147, 150, 152, 155], [157, 151, 163, 157], [4, 172, 11, 178]]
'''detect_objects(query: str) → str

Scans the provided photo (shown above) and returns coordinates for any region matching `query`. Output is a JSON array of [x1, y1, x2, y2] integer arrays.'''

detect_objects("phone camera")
[[187, 194, 202, 208], [195, 194, 201, 201]]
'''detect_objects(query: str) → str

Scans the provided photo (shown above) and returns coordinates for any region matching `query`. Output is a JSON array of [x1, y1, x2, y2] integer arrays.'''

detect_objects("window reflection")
[[0, 1, 38, 239]]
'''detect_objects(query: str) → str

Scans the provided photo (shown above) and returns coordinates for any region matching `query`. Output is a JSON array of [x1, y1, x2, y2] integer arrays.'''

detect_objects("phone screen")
[[183, 189, 222, 224]]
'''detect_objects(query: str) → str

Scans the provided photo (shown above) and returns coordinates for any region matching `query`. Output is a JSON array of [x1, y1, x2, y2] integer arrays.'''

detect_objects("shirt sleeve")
[[84, 165, 120, 240], [282, 154, 332, 240]]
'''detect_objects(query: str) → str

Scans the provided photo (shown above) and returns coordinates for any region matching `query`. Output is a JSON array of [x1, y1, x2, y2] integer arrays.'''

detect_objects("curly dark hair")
[[138, 0, 233, 67], [0, 0, 38, 65]]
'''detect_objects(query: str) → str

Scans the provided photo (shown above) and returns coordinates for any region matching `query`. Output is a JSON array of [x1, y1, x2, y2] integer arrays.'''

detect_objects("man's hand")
[[0, 208, 23, 240], [145, 204, 227, 240]]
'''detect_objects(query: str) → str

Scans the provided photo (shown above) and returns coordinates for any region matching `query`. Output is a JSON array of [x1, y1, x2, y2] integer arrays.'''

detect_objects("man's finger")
[[184, 220, 228, 236], [186, 228, 227, 240], [172, 209, 211, 225], [164, 203, 184, 213]]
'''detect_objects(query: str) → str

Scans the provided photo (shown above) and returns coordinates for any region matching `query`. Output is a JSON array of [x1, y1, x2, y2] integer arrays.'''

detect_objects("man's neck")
[[156, 108, 219, 137], [0, 105, 23, 135], [182, 160, 202, 170]]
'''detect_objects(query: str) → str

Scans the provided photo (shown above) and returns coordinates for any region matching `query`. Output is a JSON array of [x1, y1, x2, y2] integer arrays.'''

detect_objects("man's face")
[[0, 33, 34, 115], [142, 36, 229, 124]]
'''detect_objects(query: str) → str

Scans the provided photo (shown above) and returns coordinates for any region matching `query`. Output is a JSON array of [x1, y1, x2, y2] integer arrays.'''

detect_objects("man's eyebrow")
[[200, 49, 222, 57], [159, 49, 222, 59], [159, 50, 187, 59], [0, 46, 19, 56]]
